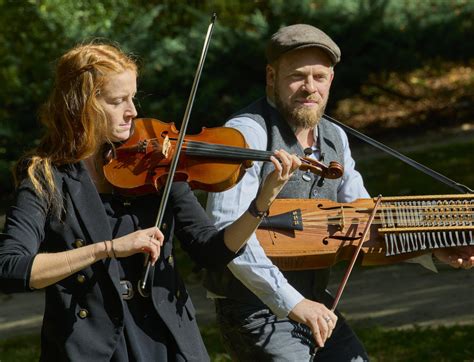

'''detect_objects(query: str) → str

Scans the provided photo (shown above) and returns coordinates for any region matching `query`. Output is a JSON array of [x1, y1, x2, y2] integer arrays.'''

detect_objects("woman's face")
[[98, 69, 137, 142]]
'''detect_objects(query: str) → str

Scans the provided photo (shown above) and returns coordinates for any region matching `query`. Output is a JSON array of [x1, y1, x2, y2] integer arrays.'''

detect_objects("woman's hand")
[[111, 226, 164, 265], [255, 149, 301, 212]]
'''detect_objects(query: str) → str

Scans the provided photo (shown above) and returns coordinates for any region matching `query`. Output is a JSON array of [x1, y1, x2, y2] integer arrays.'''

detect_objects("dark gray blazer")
[[0, 162, 237, 361]]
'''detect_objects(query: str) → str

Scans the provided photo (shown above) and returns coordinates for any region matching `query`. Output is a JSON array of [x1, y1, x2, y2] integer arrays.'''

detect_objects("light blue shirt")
[[205, 116, 370, 318]]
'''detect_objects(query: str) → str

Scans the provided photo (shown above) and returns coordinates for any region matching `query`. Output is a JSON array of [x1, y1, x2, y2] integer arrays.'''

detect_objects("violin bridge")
[[162, 135, 171, 157], [338, 206, 345, 231]]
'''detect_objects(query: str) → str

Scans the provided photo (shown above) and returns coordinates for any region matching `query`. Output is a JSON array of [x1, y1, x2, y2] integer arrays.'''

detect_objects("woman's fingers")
[[111, 226, 165, 264], [272, 149, 301, 180], [143, 227, 164, 265]]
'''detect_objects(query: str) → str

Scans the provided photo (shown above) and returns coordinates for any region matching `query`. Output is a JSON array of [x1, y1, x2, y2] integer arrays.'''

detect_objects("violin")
[[257, 194, 474, 270], [103, 118, 344, 195]]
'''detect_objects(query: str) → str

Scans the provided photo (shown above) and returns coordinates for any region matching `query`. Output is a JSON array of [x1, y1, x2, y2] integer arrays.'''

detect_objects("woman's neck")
[[83, 153, 113, 194]]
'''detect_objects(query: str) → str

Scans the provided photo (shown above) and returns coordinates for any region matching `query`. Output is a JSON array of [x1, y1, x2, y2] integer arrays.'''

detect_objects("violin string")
[[171, 138, 275, 161], [299, 206, 473, 216], [183, 140, 318, 165], [145, 137, 318, 166], [275, 204, 473, 225], [301, 214, 473, 223]]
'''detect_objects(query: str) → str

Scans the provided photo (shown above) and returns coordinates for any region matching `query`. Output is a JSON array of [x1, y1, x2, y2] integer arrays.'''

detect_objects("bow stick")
[[138, 13, 217, 296], [323, 114, 473, 194], [310, 195, 383, 360]]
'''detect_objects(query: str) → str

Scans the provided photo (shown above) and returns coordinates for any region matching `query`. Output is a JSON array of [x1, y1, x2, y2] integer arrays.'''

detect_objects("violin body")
[[257, 195, 474, 270], [103, 118, 252, 195], [103, 118, 343, 196]]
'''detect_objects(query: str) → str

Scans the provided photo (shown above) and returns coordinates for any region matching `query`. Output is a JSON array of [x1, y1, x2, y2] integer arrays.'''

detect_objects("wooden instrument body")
[[257, 195, 474, 270], [103, 118, 250, 195]]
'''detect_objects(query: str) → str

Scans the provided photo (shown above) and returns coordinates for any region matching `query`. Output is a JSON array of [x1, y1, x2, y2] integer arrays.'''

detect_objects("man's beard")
[[275, 87, 326, 130]]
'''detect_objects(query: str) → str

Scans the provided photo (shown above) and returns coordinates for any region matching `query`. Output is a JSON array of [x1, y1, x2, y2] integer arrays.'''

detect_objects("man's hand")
[[288, 298, 338, 347], [433, 246, 474, 269]]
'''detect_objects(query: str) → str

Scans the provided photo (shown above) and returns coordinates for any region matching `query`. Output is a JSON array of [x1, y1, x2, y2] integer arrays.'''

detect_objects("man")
[[205, 24, 474, 361]]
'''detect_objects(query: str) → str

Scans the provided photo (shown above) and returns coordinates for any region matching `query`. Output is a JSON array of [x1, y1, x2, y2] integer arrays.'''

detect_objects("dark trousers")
[[215, 294, 369, 362]]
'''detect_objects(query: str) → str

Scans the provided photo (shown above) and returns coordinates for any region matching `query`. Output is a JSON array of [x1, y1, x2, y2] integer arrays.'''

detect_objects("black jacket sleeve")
[[170, 182, 245, 270], [0, 180, 48, 292]]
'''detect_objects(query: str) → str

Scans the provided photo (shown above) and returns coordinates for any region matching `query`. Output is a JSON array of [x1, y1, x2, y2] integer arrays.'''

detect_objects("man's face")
[[267, 48, 334, 129]]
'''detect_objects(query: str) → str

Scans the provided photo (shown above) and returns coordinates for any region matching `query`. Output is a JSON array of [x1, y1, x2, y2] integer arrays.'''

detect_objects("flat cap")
[[265, 24, 341, 65]]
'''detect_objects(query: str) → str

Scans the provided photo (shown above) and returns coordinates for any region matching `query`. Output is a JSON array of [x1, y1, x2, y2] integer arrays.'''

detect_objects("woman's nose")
[[128, 99, 138, 118]]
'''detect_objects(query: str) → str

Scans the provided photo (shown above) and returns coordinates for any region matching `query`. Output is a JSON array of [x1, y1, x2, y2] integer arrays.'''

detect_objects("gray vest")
[[204, 98, 345, 306]]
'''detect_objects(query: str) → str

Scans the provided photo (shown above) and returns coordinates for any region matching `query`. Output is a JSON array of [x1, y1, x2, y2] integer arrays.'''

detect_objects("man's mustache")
[[295, 93, 321, 103]]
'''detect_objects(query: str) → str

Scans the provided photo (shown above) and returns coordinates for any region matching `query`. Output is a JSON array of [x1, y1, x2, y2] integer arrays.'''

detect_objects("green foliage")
[[356, 139, 474, 196], [0, 333, 41, 362], [4, 324, 472, 361], [1, 0, 473, 195], [356, 325, 474, 361]]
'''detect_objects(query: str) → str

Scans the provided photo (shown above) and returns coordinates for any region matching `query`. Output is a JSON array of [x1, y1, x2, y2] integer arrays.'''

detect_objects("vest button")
[[167, 255, 174, 266], [78, 309, 89, 319], [76, 274, 86, 284], [162, 223, 167, 231], [302, 173, 312, 182], [73, 239, 84, 248], [176, 290, 180, 299]]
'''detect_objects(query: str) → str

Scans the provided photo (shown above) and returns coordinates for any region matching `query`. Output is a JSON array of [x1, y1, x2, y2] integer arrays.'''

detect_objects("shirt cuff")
[[260, 282, 304, 319]]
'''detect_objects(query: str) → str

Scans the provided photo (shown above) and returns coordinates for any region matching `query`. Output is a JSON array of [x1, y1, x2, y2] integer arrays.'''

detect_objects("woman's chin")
[[109, 131, 131, 143]]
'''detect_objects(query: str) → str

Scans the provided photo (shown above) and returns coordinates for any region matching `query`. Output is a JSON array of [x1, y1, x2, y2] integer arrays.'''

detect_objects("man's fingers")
[[309, 323, 325, 348]]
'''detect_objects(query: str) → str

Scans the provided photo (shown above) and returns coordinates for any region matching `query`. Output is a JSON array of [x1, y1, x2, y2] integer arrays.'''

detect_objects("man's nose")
[[302, 76, 316, 93]]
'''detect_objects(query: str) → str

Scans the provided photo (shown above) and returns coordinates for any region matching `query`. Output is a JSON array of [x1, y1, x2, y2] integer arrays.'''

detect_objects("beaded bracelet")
[[103, 240, 112, 258], [110, 239, 118, 259], [247, 198, 269, 219]]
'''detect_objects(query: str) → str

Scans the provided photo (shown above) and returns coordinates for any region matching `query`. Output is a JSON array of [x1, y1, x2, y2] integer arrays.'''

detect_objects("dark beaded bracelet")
[[247, 198, 269, 219]]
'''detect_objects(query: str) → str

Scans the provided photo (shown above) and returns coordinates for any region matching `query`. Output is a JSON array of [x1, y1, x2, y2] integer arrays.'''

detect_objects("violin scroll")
[[299, 157, 344, 179]]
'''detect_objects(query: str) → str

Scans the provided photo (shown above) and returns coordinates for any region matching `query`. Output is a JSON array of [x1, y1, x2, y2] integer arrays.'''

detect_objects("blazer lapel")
[[63, 162, 112, 242], [62, 162, 121, 287]]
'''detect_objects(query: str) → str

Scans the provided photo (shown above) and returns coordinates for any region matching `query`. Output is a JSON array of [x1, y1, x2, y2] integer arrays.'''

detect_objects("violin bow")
[[309, 114, 471, 358], [323, 114, 473, 194], [138, 13, 217, 296], [310, 195, 383, 360]]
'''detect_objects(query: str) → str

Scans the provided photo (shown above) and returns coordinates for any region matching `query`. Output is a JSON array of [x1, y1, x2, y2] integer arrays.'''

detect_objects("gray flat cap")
[[266, 24, 341, 65]]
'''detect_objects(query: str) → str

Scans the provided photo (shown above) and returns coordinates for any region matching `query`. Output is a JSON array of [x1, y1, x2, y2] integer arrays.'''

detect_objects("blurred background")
[[1, 0, 473, 198], [0, 0, 473, 360]]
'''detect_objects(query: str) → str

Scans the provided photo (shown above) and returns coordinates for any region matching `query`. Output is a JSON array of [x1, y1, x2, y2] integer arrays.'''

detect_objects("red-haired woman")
[[0, 43, 300, 361]]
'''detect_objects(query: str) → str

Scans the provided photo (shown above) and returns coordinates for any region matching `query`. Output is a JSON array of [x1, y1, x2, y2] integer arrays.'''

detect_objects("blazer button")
[[76, 274, 86, 284], [176, 290, 180, 299], [162, 223, 167, 231], [167, 255, 174, 266], [78, 309, 89, 319], [73, 239, 84, 248]]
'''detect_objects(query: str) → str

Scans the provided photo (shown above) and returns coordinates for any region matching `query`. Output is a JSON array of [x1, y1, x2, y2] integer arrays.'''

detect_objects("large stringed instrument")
[[257, 194, 474, 271]]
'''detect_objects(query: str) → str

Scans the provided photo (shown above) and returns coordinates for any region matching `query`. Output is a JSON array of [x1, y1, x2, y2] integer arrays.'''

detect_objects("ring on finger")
[[324, 316, 331, 323]]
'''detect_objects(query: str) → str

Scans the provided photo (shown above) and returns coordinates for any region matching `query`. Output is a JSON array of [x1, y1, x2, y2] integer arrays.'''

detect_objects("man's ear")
[[266, 64, 275, 88], [329, 69, 335, 84]]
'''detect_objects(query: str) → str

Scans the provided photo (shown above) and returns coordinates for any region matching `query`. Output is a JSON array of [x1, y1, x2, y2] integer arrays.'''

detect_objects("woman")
[[0, 43, 300, 361]]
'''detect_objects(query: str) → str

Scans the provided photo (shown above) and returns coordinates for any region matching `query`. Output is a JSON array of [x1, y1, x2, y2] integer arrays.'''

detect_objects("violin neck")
[[185, 140, 273, 162]]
